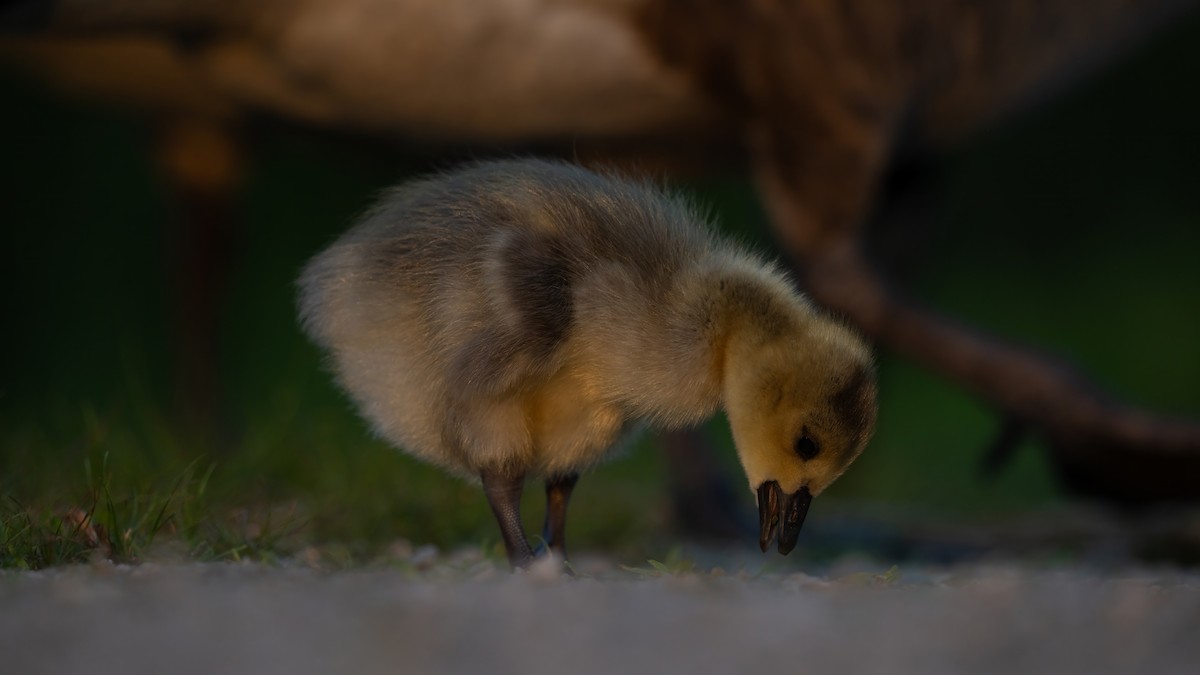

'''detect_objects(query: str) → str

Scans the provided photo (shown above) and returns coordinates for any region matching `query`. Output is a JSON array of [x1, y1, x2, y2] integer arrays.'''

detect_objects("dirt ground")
[[3, 547, 1200, 675]]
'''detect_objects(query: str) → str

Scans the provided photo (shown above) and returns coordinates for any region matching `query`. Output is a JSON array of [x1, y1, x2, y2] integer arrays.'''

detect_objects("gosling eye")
[[794, 432, 820, 461]]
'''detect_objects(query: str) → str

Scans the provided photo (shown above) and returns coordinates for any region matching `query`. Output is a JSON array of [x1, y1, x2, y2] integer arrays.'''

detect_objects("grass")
[[0, 450, 304, 569], [621, 546, 701, 578], [0, 393, 678, 570], [0, 354, 1075, 572]]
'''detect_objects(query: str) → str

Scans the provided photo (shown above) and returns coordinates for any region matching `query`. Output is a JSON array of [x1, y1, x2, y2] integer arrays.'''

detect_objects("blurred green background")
[[1, 19, 1198, 566]]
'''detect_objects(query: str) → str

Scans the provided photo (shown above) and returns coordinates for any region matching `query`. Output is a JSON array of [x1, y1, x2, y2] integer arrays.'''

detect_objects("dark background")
[[1, 18, 1198, 559]]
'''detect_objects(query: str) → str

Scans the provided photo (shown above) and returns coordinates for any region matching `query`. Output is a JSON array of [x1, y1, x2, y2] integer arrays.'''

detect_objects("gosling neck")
[[698, 259, 816, 385]]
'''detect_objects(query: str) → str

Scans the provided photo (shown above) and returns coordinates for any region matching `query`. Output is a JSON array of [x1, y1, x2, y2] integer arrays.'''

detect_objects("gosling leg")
[[540, 473, 579, 559], [481, 467, 534, 568]]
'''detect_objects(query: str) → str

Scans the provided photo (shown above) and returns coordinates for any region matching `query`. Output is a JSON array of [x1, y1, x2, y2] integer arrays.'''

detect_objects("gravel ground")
[[3, 550, 1200, 675]]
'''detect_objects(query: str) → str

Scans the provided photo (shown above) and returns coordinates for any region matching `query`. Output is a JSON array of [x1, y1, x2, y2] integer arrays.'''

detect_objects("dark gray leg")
[[540, 473, 579, 559], [481, 467, 534, 568]]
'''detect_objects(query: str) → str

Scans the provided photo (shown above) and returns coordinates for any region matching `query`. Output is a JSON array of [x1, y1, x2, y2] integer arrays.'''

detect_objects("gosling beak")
[[757, 482, 813, 555]]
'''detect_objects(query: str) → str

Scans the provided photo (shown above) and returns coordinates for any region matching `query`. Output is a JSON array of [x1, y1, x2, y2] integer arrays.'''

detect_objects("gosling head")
[[723, 319, 878, 555]]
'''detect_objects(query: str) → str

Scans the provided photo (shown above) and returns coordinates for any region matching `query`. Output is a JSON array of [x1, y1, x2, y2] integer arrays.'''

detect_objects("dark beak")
[[757, 482, 813, 555]]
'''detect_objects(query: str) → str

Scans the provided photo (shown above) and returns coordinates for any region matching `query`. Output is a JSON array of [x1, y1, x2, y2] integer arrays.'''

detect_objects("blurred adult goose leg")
[[157, 118, 242, 440], [661, 429, 750, 540]]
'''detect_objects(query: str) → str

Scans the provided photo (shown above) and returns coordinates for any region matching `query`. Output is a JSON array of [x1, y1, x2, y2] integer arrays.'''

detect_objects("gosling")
[[298, 159, 877, 567]]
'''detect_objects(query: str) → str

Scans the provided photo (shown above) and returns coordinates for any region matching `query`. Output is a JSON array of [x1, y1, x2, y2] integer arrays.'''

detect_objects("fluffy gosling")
[[298, 159, 877, 567]]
